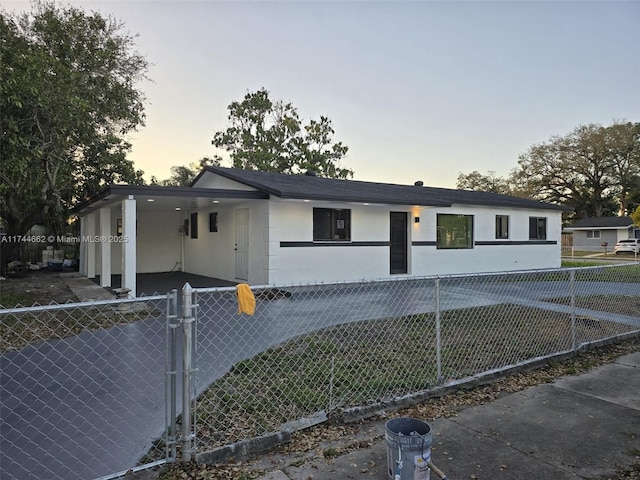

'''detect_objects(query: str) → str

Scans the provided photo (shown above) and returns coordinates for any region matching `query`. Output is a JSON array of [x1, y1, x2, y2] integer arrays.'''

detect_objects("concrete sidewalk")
[[259, 352, 640, 480]]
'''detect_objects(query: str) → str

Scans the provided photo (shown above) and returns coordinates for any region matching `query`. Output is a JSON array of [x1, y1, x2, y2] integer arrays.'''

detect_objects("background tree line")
[[457, 122, 640, 220]]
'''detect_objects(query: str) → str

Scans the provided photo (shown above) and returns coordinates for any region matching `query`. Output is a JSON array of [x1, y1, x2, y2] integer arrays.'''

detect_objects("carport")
[[74, 185, 268, 297]]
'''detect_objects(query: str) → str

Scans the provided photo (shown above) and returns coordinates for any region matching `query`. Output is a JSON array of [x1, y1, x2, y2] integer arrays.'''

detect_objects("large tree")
[[211, 88, 353, 178], [604, 122, 640, 215], [0, 2, 147, 265], [512, 122, 639, 218], [458, 122, 640, 220]]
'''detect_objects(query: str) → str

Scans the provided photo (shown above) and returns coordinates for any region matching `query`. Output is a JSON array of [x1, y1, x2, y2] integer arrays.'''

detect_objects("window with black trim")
[[313, 208, 351, 241], [586, 229, 600, 239], [495, 215, 509, 239], [529, 217, 547, 240], [437, 214, 473, 249], [209, 212, 218, 232], [190, 213, 198, 239]]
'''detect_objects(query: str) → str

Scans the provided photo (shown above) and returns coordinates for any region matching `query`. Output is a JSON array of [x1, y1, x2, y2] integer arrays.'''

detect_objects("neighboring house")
[[564, 216, 639, 251], [74, 166, 568, 296]]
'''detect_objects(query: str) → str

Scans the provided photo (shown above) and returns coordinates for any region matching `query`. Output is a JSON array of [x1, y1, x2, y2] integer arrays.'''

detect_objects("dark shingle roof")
[[566, 216, 633, 229], [202, 166, 566, 211]]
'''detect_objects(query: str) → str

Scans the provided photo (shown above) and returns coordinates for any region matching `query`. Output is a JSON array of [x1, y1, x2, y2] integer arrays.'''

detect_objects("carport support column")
[[99, 207, 111, 287], [121, 195, 136, 297], [86, 213, 96, 279]]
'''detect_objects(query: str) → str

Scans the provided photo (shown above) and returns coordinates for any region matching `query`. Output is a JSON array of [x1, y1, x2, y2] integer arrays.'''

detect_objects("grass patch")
[[562, 250, 609, 257], [0, 302, 163, 353], [518, 264, 640, 282], [548, 294, 640, 318], [572, 264, 640, 282], [187, 301, 638, 454], [0, 290, 35, 308], [561, 260, 608, 268]]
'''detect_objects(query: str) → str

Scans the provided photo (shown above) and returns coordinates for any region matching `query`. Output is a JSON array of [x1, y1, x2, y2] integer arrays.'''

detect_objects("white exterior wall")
[[267, 200, 414, 284], [102, 210, 181, 275], [182, 200, 269, 284], [265, 200, 563, 284], [136, 211, 183, 273], [412, 205, 562, 275]]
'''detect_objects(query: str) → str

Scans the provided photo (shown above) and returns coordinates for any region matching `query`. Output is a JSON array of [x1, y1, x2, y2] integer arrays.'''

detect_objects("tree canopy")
[[456, 121, 640, 220], [211, 88, 353, 178], [151, 157, 220, 187], [0, 1, 148, 259], [456, 170, 511, 194]]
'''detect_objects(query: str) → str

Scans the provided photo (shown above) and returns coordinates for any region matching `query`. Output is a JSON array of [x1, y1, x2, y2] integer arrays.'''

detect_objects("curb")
[[196, 431, 291, 464]]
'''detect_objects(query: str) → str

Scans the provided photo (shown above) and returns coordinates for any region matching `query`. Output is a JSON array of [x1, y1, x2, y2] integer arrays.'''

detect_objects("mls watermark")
[[1, 235, 129, 244]]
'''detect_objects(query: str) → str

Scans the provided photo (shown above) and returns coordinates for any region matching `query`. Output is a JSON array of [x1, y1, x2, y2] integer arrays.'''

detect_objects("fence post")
[[165, 289, 178, 462], [435, 277, 442, 384], [181, 282, 195, 462], [570, 270, 577, 351]]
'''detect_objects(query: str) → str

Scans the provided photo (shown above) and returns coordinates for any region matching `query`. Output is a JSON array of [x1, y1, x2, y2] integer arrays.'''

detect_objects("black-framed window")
[[209, 212, 218, 232], [586, 229, 600, 239], [437, 214, 473, 249], [495, 215, 509, 239], [313, 208, 351, 241], [529, 217, 547, 240], [190, 213, 198, 239]]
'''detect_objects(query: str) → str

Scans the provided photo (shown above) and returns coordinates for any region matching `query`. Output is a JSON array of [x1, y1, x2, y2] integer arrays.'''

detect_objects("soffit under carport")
[[72, 185, 269, 216]]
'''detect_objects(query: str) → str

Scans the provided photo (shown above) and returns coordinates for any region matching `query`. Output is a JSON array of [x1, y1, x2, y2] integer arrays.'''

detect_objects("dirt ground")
[[0, 268, 78, 307]]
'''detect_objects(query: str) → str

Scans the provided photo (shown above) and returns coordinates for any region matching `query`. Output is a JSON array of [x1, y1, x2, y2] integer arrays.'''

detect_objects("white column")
[[99, 207, 111, 287], [79, 216, 87, 276], [86, 213, 96, 279], [121, 195, 137, 297]]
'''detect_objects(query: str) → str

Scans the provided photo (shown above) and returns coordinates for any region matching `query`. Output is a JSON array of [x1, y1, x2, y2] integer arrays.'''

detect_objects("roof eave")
[[72, 184, 269, 214]]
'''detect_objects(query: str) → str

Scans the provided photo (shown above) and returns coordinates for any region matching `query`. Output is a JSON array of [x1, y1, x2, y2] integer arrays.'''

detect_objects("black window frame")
[[209, 212, 218, 232], [190, 212, 198, 239], [529, 217, 547, 240], [436, 214, 474, 249], [313, 208, 351, 242], [495, 215, 509, 239]]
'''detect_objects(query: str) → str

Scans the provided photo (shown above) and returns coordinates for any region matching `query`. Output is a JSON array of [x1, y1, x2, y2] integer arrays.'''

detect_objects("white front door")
[[235, 208, 249, 281]]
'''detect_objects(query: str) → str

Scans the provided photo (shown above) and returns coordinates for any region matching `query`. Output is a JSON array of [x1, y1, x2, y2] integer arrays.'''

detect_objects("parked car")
[[614, 238, 640, 254]]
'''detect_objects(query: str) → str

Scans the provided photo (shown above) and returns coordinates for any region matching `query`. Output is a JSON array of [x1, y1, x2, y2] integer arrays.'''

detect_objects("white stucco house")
[[74, 166, 568, 296]]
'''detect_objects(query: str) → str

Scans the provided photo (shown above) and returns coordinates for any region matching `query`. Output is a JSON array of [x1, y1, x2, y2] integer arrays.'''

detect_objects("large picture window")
[[437, 214, 473, 249], [313, 208, 351, 241], [495, 215, 509, 239], [529, 217, 547, 240]]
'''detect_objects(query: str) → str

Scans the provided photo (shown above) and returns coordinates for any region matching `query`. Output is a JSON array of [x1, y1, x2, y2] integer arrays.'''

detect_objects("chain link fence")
[[187, 264, 640, 459], [2, 264, 639, 479], [0, 294, 169, 480]]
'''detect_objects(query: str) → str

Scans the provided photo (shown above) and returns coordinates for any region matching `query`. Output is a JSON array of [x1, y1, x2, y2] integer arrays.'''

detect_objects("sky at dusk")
[[3, 0, 639, 188]]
